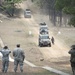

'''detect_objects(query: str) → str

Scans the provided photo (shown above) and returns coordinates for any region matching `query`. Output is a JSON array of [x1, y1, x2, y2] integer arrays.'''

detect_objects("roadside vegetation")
[[31, 0, 75, 27], [0, 0, 26, 16], [0, 0, 73, 74], [0, 0, 75, 27]]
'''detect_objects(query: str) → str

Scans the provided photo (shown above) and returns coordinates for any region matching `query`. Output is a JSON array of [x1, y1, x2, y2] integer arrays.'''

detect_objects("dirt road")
[[0, 0, 72, 75], [19, 0, 71, 73]]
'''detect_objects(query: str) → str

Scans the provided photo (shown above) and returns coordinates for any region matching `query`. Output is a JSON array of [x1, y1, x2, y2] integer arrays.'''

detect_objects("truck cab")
[[24, 9, 31, 18], [39, 34, 51, 47]]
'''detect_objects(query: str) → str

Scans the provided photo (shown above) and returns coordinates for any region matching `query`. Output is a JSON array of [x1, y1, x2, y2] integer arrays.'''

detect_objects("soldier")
[[68, 45, 75, 75], [13, 44, 25, 72], [51, 36, 55, 45], [0, 46, 11, 73]]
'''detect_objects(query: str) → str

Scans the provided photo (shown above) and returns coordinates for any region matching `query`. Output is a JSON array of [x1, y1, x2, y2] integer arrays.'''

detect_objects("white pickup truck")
[[24, 9, 31, 18]]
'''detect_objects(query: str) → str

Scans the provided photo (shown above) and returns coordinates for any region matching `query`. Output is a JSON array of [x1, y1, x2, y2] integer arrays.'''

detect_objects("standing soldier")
[[13, 44, 25, 72], [68, 45, 75, 75], [51, 36, 55, 45], [0, 45, 11, 73]]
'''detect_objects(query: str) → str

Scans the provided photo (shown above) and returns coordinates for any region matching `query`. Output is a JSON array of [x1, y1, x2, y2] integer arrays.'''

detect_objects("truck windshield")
[[41, 36, 49, 39], [40, 27, 48, 30]]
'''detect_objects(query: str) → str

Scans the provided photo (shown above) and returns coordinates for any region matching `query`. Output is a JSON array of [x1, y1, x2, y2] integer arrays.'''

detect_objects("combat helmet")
[[71, 45, 75, 49]]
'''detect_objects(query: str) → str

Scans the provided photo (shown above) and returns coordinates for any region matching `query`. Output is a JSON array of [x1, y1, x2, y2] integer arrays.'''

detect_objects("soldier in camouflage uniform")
[[51, 36, 55, 45], [0, 46, 11, 73], [68, 45, 75, 75], [13, 44, 25, 72]]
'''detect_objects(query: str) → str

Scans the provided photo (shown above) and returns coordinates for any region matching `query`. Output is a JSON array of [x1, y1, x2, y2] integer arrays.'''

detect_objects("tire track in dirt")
[[0, 35, 70, 75], [17, 1, 71, 74], [22, 17, 69, 60], [20, 13, 71, 74]]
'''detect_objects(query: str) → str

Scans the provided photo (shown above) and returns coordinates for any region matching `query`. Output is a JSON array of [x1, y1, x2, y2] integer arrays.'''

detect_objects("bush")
[[68, 17, 75, 27]]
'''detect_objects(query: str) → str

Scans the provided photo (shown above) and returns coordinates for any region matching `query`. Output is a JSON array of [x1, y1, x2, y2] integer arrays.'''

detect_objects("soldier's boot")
[[20, 65, 23, 72], [5, 66, 8, 73], [14, 66, 17, 73], [4, 71, 7, 73], [2, 69, 4, 73], [4, 62, 9, 73], [4, 68, 7, 73], [14, 68, 17, 73], [2, 64, 5, 72], [21, 69, 23, 72]]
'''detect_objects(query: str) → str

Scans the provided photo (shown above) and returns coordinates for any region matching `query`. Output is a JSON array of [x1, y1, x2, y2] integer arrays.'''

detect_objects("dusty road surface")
[[20, 0, 71, 73], [0, 0, 74, 75], [0, 16, 59, 75]]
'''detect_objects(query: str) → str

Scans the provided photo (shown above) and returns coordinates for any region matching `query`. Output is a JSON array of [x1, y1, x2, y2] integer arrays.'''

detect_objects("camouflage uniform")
[[0, 46, 11, 73], [69, 47, 75, 67], [51, 37, 54, 45], [13, 44, 25, 72], [68, 45, 75, 75]]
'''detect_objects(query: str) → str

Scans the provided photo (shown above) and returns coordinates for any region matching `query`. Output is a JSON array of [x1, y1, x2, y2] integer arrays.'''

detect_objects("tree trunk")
[[59, 10, 62, 27], [0, 0, 4, 5], [11, 3, 15, 17], [53, 9, 56, 26]]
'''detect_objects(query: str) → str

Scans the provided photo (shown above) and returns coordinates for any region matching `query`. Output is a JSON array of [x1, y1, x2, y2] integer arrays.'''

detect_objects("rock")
[[0, 20, 2, 23], [29, 31, 32, 35], [40, 58, 44, 61]]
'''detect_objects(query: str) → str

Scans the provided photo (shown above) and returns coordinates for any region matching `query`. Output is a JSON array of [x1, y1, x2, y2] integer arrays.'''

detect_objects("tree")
[[0, 0, 4, 5], [55, 0, 75, 27], [32, 0, 57, 26], [0, 0, 23, 16]]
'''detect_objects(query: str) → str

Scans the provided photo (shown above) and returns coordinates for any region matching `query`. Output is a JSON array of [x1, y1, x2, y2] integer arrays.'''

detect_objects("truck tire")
[[49, 43, 51, 47], [40, 43, 42, 47]]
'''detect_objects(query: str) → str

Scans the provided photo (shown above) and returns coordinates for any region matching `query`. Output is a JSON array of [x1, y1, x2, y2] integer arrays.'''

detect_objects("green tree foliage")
[[32, 0, 57, 26], [69, 17, 75, 27], [32, 0, 46, 8], [32, 0, 55, 9], [55, 0, 71, 11], [55, 0, 75, 27], [0, 0, 23, 16]]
